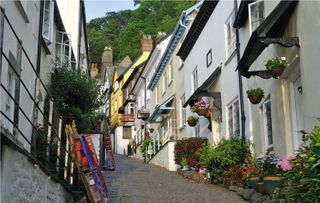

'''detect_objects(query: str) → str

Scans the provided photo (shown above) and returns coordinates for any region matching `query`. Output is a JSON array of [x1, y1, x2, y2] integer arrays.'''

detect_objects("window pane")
[[228, 105, 233, 135], [234, 101, 240, 135]]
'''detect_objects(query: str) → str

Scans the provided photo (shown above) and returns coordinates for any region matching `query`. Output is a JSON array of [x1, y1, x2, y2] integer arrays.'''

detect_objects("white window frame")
[[227, 99, 240, 137], [168, 60, 173, 84], [42, 0, 54, 42], [56, 31, 72, 67], [129, 102, 135, 115], [195, 123, 200, 137], [248, 0, 265, 34], [224, 10, 236, 58], [179, 94, 186, 128], [192, 67, 198, 92], [162, 71, 167, 95], [261, 98, 273, 150]]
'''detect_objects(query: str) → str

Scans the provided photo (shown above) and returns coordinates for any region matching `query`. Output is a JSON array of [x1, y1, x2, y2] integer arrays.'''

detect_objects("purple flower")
[[271, 156, 280, 165]]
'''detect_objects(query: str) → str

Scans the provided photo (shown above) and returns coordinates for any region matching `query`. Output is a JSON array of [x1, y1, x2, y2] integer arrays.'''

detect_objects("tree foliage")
[[48, 67, 101, 132], [87, 0, 193, 64]]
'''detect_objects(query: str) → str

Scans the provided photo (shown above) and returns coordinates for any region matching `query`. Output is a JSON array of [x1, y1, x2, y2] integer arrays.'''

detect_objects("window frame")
[[227, 99, 240, 137], [192, 67, 198, 92], [248, 0, 265, 34], [56, 31, 72, 67], [206, 49, 212, 68], [168, 60, 174, 85], [162, 71, 167, 95], [224, 10, 236, 59], [179, 94, 186, 128], [42, 0, 54, 42], [261, 98, 273, 150]]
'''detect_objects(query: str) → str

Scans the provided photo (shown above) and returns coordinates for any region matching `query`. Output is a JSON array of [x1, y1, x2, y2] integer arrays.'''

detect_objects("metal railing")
[[0, 7, 82, 195]]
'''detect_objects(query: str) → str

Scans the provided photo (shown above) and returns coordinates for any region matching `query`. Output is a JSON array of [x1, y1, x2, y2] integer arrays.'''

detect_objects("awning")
[[236, 0, 298, 77], [149, 95, 175, 122], [183, 66, 221, 107]]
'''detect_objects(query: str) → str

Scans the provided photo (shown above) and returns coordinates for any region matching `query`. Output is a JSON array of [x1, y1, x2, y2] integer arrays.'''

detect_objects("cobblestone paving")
[[103, 155, 247, 203]]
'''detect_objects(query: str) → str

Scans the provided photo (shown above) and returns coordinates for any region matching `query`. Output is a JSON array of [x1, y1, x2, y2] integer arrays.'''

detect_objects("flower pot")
[[263, 175, 283, 194], [248, 176, 260, 191], [149, 128, 154, 133], [248, 95, 263, 104], [269, 66, 285, 78], [196, 109, 207, 116], [187, 119, 198, 127]]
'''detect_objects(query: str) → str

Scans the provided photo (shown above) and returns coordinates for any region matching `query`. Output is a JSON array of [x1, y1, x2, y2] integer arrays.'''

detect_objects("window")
[[56, 31, 71, 67], [206, 49, 212, 67], [262, 98, 273, 149], [192, 67, 198, 92], [195, 123, 200, 137], [168, 61, 174, 84], [162, 71, 167, 95], [180, 94, 186, 128], [249, 0, 265, 33], [225, 10, 236, 58], [227, 99, 240, 136], [42, 0, 54, 42], [129, 102, 135, 114]]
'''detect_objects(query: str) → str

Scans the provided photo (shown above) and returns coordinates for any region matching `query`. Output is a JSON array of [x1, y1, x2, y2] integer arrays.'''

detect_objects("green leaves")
[[87, 1, 193, 63], [48, 67, 100, 132]]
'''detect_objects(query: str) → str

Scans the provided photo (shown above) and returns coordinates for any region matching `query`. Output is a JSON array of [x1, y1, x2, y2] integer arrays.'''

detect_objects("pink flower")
[[276, 157, 292, 171]]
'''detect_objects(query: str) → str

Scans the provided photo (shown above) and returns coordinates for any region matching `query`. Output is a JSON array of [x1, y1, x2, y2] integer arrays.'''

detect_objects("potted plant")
[[187, 115, 198, 127], [191, 98, 208, 116], [181, 158, 188, 170], [265, 57, 289, 77], [149, 128, 154, 133], [258, 153, 292, 194], [247, 88, 264, 104], [241, 154, 262, 192]]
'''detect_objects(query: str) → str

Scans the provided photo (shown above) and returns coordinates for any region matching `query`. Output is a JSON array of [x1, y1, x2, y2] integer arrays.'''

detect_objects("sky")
[[85, 0, 137, 22]]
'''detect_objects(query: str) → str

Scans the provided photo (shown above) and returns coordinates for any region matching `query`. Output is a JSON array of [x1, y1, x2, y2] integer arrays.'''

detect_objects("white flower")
[[281, 57, 286, 61]]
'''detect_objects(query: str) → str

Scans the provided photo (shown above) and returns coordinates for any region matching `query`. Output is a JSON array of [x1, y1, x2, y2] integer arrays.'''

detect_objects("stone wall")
[[148, 141, 178, 171], [1, 145, 73, 203]]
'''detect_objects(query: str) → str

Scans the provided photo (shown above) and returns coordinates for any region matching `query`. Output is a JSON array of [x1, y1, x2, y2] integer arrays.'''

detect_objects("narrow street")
[[104, 155, 247, 203]]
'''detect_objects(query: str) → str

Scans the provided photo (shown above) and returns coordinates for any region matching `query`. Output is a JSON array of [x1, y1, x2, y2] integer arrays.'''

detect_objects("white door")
[[290, 76, 304, 152]]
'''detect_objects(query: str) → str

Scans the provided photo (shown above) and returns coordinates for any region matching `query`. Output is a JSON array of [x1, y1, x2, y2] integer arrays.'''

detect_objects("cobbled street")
[[104, 155, 247, 203]]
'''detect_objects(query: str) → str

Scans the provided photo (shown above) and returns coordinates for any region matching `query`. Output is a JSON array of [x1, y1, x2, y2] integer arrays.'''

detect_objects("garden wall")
[[149, 141, 178, 171], [1, 145, 73, 203]]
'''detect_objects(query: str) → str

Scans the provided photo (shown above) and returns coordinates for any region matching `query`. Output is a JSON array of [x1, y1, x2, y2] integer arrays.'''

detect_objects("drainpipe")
[[234, 0, 246, 144], [77, 0, 83, 70], [31, 0, 44, 156]]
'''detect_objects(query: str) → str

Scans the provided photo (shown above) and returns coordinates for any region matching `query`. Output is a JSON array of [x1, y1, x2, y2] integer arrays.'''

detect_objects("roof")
[[183, 65, 221, 107], [177, 0, 219, 61], [236, 0, 298, 77], [147, 1, 203, 91], [122, 61, 146, 89], [131, 34, 172, 94], [233, 0, 253, 28]]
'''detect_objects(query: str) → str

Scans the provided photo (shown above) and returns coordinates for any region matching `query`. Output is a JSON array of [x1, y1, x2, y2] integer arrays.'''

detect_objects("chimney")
[[155, 32, 167, 43], [102, 47, 113, 67], [141, 34, 153, 52]]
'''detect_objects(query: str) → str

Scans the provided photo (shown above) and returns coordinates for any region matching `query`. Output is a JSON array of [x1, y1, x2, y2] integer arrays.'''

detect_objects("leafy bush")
[[48, 67, 100, 132], [279, 124, 320, 201], [198, 137, 250, 183], [174, 137, 208, 168]]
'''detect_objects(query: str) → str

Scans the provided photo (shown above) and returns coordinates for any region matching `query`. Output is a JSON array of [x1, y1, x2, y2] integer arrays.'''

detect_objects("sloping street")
[[104, 155, 247, 203]]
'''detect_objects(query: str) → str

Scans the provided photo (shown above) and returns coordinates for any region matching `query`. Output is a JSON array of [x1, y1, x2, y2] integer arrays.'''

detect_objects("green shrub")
[[198, 137, 250, 183], [140, 140, 159, 160], [48, 67, 100, 132], [280, 124, 320, 201], [174, 137, 208, 168]]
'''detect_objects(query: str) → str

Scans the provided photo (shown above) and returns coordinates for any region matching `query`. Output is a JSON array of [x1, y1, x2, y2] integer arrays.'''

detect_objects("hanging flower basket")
[[269, 66, 286, 78], [149, 128, 154, 133], [196, 108, 207, 116], [265, 57, 288, 78], [187, 116, 198, 127], [247, 88, 264, 104]]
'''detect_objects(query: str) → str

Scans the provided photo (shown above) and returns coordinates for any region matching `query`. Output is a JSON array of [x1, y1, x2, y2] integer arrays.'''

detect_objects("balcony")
[[119, 114, 135, 122], [137, 108, 150, 120]]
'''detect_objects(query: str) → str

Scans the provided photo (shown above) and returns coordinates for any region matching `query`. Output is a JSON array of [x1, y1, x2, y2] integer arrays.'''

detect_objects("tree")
[[87, 1, 193, 64]]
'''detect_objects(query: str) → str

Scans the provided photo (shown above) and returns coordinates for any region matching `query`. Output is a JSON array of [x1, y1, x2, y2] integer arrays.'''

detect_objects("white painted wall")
[[148, 141, 178, 171], [114, 126, 129, 155], [1, 145, 73, 202]]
